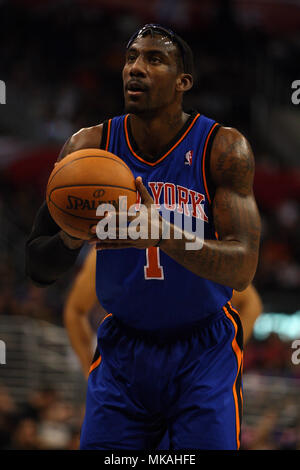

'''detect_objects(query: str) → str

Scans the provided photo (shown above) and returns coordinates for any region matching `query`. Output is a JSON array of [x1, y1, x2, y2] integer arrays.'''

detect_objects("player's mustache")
[[126, 80, 149, 91]]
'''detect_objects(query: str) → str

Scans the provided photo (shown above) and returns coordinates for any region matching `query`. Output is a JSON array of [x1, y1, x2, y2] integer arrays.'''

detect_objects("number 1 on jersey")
[[144, 247, 164, 280]]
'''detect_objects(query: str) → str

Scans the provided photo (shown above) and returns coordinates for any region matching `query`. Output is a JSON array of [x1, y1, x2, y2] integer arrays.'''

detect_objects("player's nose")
[[129, 56, 147, 77]]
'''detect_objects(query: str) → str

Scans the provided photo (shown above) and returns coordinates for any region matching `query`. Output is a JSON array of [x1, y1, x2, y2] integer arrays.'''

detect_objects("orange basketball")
[[46, 148, 137, 239]]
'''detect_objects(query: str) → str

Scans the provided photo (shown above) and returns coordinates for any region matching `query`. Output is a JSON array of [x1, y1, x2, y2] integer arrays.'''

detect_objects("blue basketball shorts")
[[80, 302, 243, 450]]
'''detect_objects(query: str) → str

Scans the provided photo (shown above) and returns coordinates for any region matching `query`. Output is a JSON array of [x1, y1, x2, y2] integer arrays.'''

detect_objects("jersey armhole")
[[202, 123, 221, 205], [100, 119, 112, 151]]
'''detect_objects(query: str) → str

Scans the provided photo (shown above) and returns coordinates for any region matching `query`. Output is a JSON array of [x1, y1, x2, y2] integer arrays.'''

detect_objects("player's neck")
[[130, 108, 189, 161]]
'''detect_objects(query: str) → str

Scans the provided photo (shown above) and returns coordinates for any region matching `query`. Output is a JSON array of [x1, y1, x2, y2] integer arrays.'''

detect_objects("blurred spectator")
[[9, 418, 40, 450], [0, 385, 19, 449], [21, 386, 59, 421], [245, 409, 279, 450], [37, 400, 75, 450], [0, 384, 85, 450]]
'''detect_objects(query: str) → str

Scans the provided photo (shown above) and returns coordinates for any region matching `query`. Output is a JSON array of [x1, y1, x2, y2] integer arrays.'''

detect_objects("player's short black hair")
[[126, 24, 194, 79]]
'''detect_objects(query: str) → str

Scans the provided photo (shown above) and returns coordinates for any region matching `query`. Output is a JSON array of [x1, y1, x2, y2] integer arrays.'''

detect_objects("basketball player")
[[64, 248, 263, 379], [26, 24, 261, 449]]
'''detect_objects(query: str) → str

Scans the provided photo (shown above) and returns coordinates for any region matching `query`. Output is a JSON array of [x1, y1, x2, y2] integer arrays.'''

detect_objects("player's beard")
[[124, 95, 167, 119], [124, 95, 150, 116]]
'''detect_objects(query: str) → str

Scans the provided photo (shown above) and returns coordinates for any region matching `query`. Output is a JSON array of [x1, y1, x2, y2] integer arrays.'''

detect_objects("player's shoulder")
[[210, 125, 255, 190], [58, 123, 104, 161], [213, 126, 250, 154], [70, 123, 104, 149]]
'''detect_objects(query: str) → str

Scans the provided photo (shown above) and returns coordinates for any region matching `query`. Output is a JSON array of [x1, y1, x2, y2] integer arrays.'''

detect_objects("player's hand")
[[88, 176, 163, 250]]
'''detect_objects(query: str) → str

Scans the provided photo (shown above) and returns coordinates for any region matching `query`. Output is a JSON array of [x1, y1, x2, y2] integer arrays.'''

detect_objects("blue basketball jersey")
[[95, 111, 232, 331]]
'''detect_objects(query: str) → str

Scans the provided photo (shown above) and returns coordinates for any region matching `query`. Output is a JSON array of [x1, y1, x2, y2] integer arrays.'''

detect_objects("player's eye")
[[127, 53, 137, 63], [150, 56, 162, 64]]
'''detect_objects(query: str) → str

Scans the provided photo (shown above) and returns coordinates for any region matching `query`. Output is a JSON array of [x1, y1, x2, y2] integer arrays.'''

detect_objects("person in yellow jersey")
[[64, 247, 263, 380]]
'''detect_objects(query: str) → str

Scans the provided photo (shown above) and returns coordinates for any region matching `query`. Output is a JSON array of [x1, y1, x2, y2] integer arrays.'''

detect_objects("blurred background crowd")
[[0, 0, 299, 450]]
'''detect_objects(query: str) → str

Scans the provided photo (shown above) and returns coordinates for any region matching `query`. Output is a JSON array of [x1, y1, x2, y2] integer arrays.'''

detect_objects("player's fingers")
[[91, 212, 137, 227], [115, 212, 137, 224], [93, 227, 130, 241], [91, 215, 137, 237], [136, 177, 153, 205]]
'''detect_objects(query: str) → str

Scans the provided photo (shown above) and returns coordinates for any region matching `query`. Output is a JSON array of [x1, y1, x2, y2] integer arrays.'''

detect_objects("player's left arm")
[[158, 126, 261, 291]]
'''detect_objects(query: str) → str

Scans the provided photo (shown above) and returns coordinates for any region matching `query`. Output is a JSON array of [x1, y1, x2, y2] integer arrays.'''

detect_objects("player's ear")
[[176, 73, 193, 93]]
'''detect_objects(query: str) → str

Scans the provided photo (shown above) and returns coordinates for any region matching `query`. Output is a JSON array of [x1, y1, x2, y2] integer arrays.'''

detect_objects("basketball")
[[46, 148, 137, 239]]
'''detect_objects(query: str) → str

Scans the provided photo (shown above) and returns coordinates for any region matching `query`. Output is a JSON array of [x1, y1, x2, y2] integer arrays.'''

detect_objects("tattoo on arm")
[[212, 128, 255, 194]]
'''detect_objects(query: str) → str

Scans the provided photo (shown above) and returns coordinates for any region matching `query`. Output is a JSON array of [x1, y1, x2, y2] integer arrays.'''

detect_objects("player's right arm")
[[63, 248, 98, 378], [25, 125, 103, 286]]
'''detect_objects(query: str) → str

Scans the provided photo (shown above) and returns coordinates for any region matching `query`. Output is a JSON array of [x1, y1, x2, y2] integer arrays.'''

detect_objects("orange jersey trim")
[[101, 313, 113, 324], [223, 304, 243, 450], [124, 113, 200, 167], [202, 122, 219, 205], [227, 301, 244, 409], [105, 119, 112, 151], [88, 313, 113, 375], [89, 356, 101, 374]]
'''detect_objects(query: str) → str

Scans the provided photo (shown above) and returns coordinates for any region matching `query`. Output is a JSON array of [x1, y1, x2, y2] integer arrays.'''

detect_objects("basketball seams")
[[48, 154, 133, 188], [49, 183, 136, 196]]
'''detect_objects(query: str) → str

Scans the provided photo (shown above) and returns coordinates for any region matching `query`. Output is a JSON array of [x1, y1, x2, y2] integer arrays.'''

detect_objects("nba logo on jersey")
[[185, 150, 193, 166]]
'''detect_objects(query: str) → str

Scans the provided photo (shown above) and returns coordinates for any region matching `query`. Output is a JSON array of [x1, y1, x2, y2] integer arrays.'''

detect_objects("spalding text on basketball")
[[66, 195, 118, 211]]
